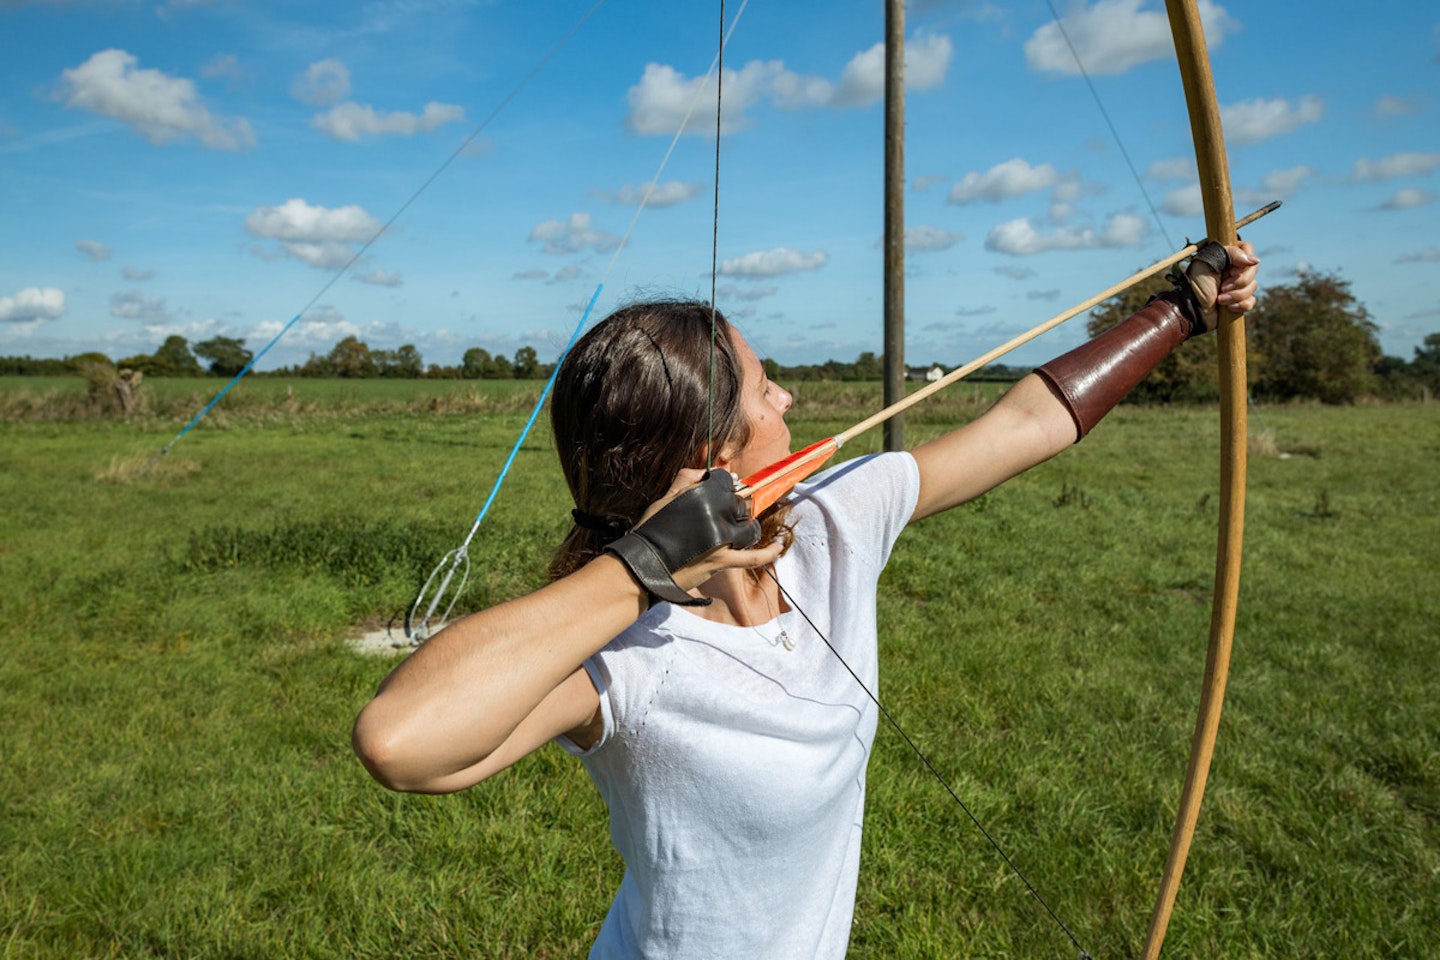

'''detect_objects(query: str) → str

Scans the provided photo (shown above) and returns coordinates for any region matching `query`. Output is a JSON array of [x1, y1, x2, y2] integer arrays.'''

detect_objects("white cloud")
[[312, 100, 465, 141], [249, 307, 361, 348], [1161, 183, 1203, 217], [1374, 92, 1423, 117], [527, 213, 620, 255], [1352, 152, 1440, 181], [626, 61, 781, 136], [200, 53, 245, 84], [1025, 0, 1236, 77], [55, 49, 254, 149], [122, 266, 156, 281], [1259, 166, 1317, 197], [994, 265, 1036, 281], [956, 304, 997, 317], [905, 225, 963, 252], [0, 287, 66, 324], [244, 197, 382, 269], [1220, 96, 1324, 145], [717, 283, 780, 302], [985, 212, 1147, 255], [76, 239, 112, 261], [1145, 157, 1196, 182], [549, 264, 584, 284], [626, 32, 953, 135], [1396, 248, 1440, 264], [833, 32, 952, 107], [1049, 175, 1089, 205], [110, 289, 172, 323], [512, 269, 548, 281], [353, 268, 403, 287], [292, 59, 351, 106], [949, 158, 1060, 204], [604, 181, 706, 208], [718, 248, 828, 278], [768, 69, 835, 111], [1380, 188, 1436, 211]]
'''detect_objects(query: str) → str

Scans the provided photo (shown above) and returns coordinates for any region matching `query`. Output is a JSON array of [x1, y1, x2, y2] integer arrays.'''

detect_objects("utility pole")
[[883, 0, 906, 452]]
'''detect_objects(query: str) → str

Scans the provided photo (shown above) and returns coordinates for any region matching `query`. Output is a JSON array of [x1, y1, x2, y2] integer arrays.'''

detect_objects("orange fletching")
[[738, 437, 839, 515]]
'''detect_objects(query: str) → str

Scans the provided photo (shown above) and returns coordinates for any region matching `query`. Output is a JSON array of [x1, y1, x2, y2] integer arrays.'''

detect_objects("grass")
[[1, 380, 1436, 958]]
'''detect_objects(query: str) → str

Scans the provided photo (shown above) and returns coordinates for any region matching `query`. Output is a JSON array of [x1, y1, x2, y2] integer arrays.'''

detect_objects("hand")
[[611, 469, 783, 604], [1186, 241, 1260, 332]]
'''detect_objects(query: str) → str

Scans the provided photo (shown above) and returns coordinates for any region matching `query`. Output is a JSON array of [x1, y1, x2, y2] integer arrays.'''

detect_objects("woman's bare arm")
[[909, 242, 1259, 523]]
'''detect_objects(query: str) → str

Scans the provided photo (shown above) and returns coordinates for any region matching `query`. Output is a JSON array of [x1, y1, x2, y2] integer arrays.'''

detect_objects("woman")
[[353, 242, 1260, 958]]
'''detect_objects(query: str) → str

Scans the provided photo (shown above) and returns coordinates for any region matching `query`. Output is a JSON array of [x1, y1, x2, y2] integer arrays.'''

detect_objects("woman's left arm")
[[909, 242, 1259, 522]]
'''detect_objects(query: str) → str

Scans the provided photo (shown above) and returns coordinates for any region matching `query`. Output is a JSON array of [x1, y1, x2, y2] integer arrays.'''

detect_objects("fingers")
[[1216, 241, 1260, 315], [671, 538, 785, 591], [637, 468, 712, 526], [665, 467, 708, 497]]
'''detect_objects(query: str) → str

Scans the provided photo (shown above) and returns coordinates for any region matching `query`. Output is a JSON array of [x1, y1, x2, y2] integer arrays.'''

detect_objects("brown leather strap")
[[1036, 290, 1201, 442]]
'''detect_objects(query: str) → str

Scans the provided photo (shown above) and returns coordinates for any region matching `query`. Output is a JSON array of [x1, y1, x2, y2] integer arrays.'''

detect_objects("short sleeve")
[[554, 659, 613, 756]]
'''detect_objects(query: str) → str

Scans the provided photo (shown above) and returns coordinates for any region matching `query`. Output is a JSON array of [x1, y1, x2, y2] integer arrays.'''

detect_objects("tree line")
[[2, 269, 1437, 403]]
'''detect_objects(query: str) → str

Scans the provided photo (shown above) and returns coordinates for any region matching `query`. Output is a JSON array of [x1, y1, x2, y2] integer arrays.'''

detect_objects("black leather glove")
[[603, 470, 760, 606]]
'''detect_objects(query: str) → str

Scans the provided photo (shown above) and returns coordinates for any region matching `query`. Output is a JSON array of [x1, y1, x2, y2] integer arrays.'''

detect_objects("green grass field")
[[1, 378, 1436, 958]]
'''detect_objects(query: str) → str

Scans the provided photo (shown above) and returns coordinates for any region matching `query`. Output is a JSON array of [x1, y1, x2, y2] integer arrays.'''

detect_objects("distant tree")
[[297, 351, 334, 377], [762, 357, 781, 381], [1249, 269, 1379, 404], [1372, 354, 1423, 401], [512, 345, 540, 379], [461, 347, 492, 380], [194, 336, 254, 377], [67, 352, 114, 373], [393, 344, 424, 378], [116, 352, 154, 374], [155, 335, 203, 376], [852, 351, 882, 381], [328, 336, 377, 378], [1412, 332, 1440, 393]]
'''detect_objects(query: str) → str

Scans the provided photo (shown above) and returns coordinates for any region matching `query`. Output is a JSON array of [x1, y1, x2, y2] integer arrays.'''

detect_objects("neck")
[[694, 565, 787, 627]]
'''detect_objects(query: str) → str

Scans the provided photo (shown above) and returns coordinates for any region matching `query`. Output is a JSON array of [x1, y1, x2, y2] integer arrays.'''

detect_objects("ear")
[[693, 442, 737, 474]]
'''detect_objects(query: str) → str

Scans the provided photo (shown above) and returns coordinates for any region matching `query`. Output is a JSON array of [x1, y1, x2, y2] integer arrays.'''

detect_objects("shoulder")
[[791, 451, 919, 535]]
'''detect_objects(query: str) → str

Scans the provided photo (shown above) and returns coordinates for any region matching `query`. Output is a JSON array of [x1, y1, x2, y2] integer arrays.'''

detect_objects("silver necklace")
[[752, 573, 795, 651]]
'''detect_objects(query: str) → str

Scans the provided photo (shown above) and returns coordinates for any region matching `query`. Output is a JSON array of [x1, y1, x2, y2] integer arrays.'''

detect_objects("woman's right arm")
[[352, 554, 645, 793], [352, 470, 781, 794]]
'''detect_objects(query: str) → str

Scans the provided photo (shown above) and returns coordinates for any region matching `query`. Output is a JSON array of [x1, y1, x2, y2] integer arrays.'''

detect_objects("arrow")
[[737, 200, 1280, 515]]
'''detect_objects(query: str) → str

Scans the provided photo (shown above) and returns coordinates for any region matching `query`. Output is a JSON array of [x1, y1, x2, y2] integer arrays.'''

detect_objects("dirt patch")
[[346, 619, 427, 657]]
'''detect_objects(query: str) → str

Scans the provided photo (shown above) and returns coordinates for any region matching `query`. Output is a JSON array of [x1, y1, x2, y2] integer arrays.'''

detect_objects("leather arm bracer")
[[1035, 289, 1203, 442]]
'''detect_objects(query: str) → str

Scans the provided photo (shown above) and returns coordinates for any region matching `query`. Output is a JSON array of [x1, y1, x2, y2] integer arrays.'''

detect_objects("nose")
[[775, 385, 792, 413]]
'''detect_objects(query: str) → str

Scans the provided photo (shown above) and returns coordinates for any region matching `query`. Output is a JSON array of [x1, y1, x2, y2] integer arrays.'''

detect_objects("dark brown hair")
[[548, 299, 791, 580]]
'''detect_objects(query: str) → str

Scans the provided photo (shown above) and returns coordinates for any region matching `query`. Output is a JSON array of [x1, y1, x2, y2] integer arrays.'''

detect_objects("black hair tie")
[[571, 508, 631, 539]]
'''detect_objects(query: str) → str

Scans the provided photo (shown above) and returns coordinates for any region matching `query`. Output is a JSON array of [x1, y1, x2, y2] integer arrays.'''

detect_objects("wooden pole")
[[882, 0, 906, 452]]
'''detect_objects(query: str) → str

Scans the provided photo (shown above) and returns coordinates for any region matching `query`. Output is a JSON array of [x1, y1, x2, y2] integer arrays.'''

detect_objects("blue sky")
[[2, 0, 1436, 371]]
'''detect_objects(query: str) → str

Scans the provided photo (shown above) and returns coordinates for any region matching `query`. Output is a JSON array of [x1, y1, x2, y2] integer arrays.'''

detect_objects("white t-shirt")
[[561, 452, 920, 959]]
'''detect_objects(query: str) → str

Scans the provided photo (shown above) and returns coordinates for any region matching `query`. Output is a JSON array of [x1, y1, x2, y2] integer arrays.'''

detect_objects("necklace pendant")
[[779, 629, 795, 652]]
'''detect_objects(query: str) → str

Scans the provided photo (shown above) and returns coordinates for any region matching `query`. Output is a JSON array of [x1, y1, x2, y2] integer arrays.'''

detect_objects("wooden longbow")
[[738, 4, 1251, 955], [1142, 2, 1245, 956]]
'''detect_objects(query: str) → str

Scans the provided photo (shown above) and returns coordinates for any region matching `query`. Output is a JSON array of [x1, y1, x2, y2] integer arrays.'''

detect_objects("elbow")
[[351, 705, 441, 794], [351, 701, 490, 795], [351, 706, 410, 791]]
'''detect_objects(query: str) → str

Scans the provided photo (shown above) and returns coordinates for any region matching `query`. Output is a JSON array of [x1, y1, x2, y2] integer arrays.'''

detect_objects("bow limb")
[[1143, 3, 1244, 957]]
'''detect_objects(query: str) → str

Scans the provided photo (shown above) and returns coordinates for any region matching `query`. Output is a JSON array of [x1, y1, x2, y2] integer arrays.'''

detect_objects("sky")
[[1, 0, 1437, 372]]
